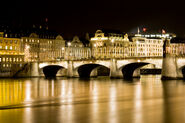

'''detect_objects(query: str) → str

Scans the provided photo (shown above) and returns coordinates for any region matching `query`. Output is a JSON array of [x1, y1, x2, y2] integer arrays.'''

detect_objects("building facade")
[[90, 30, 129, 59], [129, 36, 164, 57], [65, 36, 91, 60], [168, 37, 185, 56], [0, 32, 24, 77], [21, 33, 65, 62]]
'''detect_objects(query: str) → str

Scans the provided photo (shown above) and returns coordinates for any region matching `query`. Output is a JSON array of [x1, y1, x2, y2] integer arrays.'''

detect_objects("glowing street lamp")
[[25, 45, 30, 49], [67, 42, 71, 47]]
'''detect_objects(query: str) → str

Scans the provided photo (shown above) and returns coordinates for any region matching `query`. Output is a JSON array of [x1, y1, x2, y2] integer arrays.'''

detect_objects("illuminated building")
[[90, 30, 129, 59], [129, 36, 164, 57], [21, 33, 65, 62], [65, 36, 91, 60], [169, 37, 185, 56], [0, 32, 24, 77], [140, 33, 176, 39]]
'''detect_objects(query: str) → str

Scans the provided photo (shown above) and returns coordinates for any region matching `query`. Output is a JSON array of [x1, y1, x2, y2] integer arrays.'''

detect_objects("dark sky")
[[1, 0, 185, 38]]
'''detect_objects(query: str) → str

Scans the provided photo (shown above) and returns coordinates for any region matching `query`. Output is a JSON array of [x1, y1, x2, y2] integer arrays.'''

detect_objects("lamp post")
[[67, 42, 71, 60], [111, 39, 115, 58], [93, 44, 97, 59]]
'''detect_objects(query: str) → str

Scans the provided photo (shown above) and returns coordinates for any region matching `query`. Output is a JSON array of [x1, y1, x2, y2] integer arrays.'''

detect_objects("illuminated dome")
[[71, 36, 84, 47], [95, 30, 104, 38], [29, 33, 39, 38], [56, 35, 63, 40], [96, 30, 103, 33]]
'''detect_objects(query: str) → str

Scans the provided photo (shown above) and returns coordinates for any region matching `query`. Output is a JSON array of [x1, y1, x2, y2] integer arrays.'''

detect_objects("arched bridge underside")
[[43, 65, 64, 78], [121, 62, 149, 79], [181, 66, 185, 79], [78, 64, 110, 78]]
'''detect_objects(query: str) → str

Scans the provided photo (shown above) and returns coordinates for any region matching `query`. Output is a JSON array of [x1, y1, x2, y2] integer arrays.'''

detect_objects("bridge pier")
[[14, 62, 40, 77], [67, 61, 74, 77], [161, 54, 180, 79], [30, 62, 40, 77], [110, 59, 123, 78]]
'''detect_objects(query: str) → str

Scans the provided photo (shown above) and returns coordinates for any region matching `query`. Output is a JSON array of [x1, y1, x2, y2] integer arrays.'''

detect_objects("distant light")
[[68, 42, 71, 47], [26, 45, 30, 49], [94, 44, 96, 47], [111, 39, 115, 43], [143, 28, 147, 32], [138, 60, 141, 62], [162, 29, 166, 34]]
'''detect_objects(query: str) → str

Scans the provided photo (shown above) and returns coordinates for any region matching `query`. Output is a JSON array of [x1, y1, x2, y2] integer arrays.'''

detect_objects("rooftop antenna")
[[138, 27, 140, 34], [45, 18, 48, 30]]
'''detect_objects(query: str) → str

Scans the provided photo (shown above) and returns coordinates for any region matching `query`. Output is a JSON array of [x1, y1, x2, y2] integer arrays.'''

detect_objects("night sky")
[[1, 0, 185, 38]]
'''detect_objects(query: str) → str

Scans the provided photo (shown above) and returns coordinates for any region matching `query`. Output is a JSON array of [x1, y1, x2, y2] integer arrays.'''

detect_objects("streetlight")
[[67, 42, 72, 60], [68, 42, 71, 47], [111, 39, 115, 58], [25, 45, 30, 49], [93, 44, 97, 59]]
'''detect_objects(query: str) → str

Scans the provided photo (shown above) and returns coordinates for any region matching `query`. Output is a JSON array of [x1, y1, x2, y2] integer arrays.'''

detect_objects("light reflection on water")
[[0, 75, 185, 123]]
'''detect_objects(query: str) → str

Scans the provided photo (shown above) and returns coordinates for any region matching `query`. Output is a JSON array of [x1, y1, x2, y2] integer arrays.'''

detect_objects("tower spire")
[[138, 27, 140, 34]]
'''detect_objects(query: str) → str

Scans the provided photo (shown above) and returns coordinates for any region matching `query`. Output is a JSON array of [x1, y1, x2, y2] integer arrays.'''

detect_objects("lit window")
[[5, 46, 8, 49], [6, 58, 8, 62], [6, 64, 9, 67], [17, 58, 19, 62], [0, 58, 1, 62], [20, 58, 22, 62], [10, 58, 12, 62], [10, 46, 12, 50], [0, 46, 2, 49], [3, 58, 5, 62], [3, 64, 5, 67], [13, 58, 15, 62]]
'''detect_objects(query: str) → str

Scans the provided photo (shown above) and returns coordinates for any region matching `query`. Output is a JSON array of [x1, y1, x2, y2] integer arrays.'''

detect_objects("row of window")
[[0, 46, 17, 50], [129, 53, 162, 56], [0, 40, 18, 44], [0, 57, 23, 62], [25, 39, 39, 43], [0, 64, 22, 68], [25, 39, 55, 44]]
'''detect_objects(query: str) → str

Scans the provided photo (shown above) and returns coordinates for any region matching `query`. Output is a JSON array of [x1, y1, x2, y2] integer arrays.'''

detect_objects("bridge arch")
[[119, 62, 154, 79], [179, 66, 185, 79], [42, 65, 65, 78], [76, 64, 110, 78]]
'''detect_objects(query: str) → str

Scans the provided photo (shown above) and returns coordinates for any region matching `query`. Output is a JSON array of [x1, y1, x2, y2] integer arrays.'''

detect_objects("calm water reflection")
[[0, 75, 185, 123]]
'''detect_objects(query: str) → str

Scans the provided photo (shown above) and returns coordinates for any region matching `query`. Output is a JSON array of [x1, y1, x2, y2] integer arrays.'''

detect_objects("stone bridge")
[[35, 57, 163, 79]]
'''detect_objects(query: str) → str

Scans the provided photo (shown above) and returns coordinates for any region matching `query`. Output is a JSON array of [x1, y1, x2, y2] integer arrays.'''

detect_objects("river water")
[[0, 75, 185, 123]]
